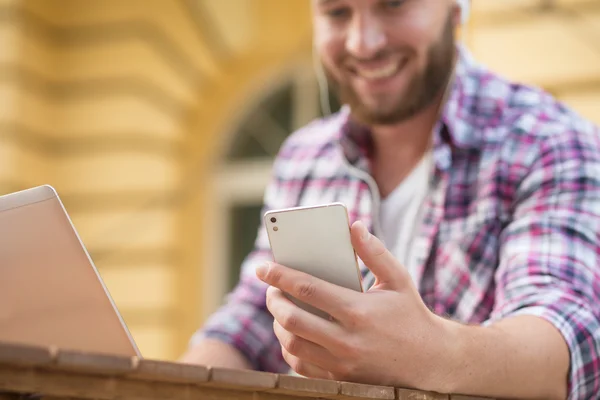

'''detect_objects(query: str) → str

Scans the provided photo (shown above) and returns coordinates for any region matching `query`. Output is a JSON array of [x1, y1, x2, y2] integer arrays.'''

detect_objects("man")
[[182, 1, 600, 398]]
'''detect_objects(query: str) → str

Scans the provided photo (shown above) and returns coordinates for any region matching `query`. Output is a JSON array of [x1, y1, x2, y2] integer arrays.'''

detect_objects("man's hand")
[[255, 220, 450, 390], [256, 220, 570, 399]]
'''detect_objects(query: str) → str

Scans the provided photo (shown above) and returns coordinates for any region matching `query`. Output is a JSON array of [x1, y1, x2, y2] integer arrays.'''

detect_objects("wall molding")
[[472, 0, 600, 28], [90, 247, 180, 268], [118, 307, 181, 328], [0, 180, 28, 196], [0, 179, 183, 212], [181, 0, 231, 64], [61, 190, 181, 212], [0, 64, 190, 120], [555, 6, 600, 61], [0, 121, 184, 158], [0, 3, 209, 92], [549, 77, 600, 97]]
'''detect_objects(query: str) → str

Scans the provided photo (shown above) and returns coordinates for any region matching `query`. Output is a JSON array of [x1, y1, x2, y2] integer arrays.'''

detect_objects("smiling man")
[[182, 1, 600, 399]]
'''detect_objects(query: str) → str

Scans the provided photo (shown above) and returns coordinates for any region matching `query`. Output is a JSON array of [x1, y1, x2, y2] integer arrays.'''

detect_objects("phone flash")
[[273, 227, 278, 231]]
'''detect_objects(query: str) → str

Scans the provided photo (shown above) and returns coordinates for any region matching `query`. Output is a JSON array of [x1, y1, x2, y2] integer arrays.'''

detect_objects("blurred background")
[[0, 0, 598, 361]]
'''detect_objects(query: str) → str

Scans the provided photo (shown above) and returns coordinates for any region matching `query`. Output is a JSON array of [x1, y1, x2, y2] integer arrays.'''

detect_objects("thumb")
[[350, 220, 407, 291]]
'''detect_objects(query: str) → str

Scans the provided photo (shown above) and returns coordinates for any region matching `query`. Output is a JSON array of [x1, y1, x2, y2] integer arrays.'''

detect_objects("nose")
[[345, 14, 386, 60]]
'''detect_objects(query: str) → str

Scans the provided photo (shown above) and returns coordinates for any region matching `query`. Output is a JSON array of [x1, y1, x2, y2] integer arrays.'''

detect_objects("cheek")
[[387, 9, 447, 56], [394, 27, 432, 55], [318, 44, 343, 76], [314, 24, 345, 70]]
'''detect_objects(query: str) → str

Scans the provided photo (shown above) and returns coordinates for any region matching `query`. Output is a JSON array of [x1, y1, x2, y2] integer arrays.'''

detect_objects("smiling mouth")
[[350, 59, 407, 81]]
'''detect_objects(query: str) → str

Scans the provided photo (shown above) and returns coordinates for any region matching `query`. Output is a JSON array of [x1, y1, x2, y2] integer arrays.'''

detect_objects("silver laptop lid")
[[0, 185, 141, 357]]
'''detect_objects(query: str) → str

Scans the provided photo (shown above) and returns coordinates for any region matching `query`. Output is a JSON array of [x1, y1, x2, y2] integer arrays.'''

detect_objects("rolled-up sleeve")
[[189, 164, 291, 372], [190, 266, 286, 372], [487, 130, 600, 398]]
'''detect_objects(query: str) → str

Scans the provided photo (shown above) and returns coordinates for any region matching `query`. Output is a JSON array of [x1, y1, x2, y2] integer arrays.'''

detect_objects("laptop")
[[0, 185, 141, 357]]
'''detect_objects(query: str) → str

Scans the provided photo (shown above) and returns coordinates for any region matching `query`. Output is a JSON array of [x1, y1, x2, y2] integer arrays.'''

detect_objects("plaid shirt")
[[194, 46, 600, 398]]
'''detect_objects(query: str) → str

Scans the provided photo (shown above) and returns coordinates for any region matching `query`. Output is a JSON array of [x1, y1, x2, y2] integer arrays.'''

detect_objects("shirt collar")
[[439, 44, 484, 151]]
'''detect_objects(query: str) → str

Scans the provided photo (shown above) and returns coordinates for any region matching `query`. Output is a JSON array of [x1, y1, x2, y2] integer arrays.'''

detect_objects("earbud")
[[313, 41, 332, 117], [456, 0, 470, 25]]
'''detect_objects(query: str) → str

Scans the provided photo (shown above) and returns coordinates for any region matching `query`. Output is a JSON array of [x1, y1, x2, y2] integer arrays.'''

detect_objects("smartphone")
[[264, 203, 364, 319]]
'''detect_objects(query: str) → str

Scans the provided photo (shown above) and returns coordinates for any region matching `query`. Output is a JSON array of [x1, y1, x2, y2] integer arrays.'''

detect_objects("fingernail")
[[358, 221, 370, 242], [256, 262, 270, 279]]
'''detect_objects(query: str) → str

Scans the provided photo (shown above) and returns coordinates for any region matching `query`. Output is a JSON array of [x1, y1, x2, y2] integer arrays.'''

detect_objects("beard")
[[323, 14, 456, 126]]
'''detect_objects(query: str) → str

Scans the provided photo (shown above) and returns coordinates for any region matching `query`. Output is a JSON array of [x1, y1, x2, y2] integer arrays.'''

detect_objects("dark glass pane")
[[329, 90, 342, 113], [228, 203, 264, 292], [263, 82, 294, 133], [227, 127, 270, 161], [318, 88, 342, 118], [225, 83, 294, 161]]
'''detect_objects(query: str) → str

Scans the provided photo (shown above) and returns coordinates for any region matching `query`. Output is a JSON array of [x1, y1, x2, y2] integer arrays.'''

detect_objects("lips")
[[355, 61, 398, 80], [349, 58, 407, 83]]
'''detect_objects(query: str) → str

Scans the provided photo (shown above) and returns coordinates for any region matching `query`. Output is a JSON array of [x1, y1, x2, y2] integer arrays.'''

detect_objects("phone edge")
[[263, 202, 365, 293]]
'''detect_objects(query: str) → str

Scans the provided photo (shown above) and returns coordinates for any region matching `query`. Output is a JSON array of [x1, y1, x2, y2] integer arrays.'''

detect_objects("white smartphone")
[[264, 202, 364, 319]]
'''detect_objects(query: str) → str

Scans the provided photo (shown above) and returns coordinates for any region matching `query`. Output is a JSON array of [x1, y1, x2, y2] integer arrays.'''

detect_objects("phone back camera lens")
[[270, 217, 277, 223]]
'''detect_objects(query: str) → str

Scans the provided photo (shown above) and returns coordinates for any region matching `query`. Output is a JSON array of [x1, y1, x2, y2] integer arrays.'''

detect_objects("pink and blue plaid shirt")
[[195, 47, 600, 398]]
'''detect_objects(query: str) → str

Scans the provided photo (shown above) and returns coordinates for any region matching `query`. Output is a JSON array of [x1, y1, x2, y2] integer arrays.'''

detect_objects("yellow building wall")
[[179, 0, 313, 356], [0, 0, 313, 361], [0, 0, 598, 362], [469, 1, 600, 124], [0, 0, 198, 360]]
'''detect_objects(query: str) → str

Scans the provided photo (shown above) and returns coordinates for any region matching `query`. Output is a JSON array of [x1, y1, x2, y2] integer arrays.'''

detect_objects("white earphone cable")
[[313, 42, 332, 117]]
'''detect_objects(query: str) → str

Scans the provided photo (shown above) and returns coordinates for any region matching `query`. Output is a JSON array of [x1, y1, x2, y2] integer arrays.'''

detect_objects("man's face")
[[312, 0, 459, 126]]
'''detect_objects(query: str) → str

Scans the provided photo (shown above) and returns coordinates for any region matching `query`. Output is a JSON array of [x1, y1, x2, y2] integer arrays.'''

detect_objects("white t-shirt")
[[378, 152, 433, 281], [289, 154, 432, 377]]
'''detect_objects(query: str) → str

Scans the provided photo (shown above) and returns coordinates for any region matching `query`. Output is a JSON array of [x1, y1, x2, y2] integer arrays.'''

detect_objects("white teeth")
[[356, 63, 398, 80]]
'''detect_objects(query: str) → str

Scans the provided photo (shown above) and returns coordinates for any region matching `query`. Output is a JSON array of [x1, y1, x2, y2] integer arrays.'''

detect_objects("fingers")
[[281, 347, 332, 380], [350, 221, 406, 290], [273, 320, 340, 372], [257, 261, 356, 320], [266, 286, 347, 351]]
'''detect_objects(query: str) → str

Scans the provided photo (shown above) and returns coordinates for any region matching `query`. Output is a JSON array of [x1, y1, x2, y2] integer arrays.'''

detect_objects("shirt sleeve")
[[486, 129, 600, 398], [188, 164, 291, 373]]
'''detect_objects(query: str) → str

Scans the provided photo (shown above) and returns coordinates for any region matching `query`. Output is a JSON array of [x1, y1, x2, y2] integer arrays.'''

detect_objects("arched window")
[[209, 66, 341, 306]]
